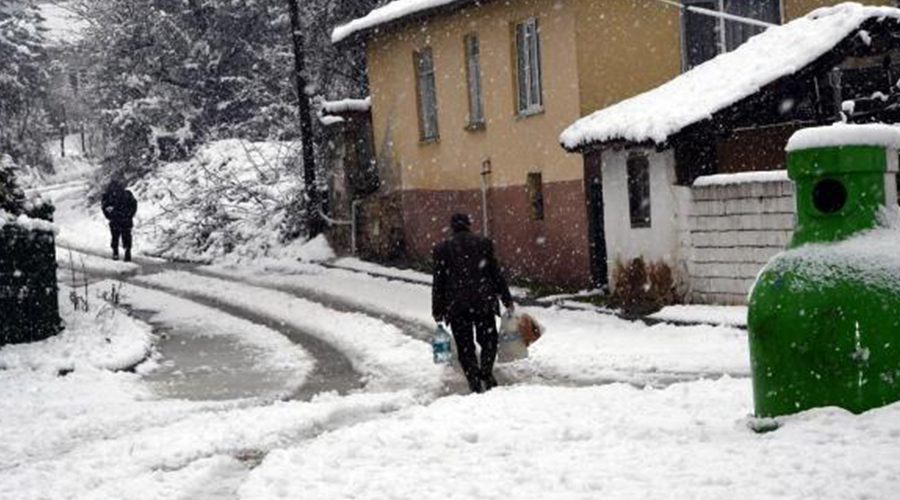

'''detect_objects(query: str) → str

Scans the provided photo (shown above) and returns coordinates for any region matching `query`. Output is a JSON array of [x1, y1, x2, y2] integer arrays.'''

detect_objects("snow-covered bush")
[[133, 139, 309, 262]]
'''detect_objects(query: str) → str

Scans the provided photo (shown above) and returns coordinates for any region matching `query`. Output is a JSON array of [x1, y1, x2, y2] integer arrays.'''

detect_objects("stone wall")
[[686, 174, 795, 305]]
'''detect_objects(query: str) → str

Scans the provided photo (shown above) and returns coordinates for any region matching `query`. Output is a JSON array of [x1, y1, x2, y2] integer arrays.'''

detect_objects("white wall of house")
[[686, 174, 795, 305], [601, 148, 690, 290], [601, 149, 798, 305]]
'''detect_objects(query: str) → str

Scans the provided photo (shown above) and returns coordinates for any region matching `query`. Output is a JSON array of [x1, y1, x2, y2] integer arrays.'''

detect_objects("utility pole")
[[287, 0, 324, 237]]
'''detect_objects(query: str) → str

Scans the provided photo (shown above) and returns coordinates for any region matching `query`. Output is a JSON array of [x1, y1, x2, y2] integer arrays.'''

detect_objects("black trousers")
[[110, 224, 132, 253], [449, 313, 498, 392]]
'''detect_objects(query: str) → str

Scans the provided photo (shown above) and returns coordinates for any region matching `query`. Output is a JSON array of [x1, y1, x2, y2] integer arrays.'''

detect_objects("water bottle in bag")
[[432, 324, 452, 364]]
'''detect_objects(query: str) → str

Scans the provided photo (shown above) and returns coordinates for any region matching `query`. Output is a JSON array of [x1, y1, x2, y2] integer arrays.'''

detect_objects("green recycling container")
[[748, 125, 900, 418]]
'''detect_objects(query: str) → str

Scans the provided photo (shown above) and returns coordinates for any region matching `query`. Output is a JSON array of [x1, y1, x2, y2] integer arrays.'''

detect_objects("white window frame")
[[515, 17, 543, 116], [465, 33, 486, 129]]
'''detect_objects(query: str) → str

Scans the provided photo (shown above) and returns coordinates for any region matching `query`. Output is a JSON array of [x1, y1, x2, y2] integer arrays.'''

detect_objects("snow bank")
[[693, 170, 789, 187], [331, 0, 461, 43], [561, 3, 900, 149], [649, 304, 748, 328], [785, 123, 900, 152], [293, 234, 335, 262], [515, 305, 749, 382], [57, 248, 139, 276], [0, 285, 152, 373], [241, 377, 900, 500]]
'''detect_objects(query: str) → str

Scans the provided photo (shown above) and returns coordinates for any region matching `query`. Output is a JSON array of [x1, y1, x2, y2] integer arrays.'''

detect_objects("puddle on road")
[[130, 308, 304, 401]]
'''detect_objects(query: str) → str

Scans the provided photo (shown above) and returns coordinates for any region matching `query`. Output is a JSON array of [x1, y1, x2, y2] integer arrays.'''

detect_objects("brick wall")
[[686, 176, 795, 304]]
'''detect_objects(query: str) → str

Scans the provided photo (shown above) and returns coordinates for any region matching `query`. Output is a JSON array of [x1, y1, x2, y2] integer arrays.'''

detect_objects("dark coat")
[[432, 229, 513, 321], [102, 185, 137, 229]]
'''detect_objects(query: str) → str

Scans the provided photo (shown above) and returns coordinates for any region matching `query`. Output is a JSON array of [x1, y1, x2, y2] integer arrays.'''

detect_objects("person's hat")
[[450, 213, 472, 232]]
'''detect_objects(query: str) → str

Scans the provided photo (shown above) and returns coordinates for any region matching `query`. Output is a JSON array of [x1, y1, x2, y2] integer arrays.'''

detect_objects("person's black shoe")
[[124, 249, 131, 262], [482, 374, 498, 391], [112, 253, 119, 261], [467, 377, 484, 394]]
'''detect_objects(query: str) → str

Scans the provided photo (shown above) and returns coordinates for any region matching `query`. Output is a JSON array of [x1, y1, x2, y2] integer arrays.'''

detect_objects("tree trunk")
[[287, 0, 324, 237]]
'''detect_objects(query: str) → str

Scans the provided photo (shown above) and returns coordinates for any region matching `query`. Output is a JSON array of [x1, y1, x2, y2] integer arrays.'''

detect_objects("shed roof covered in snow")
[[560, 3, 900, 152], [332, 0, 475, 44]]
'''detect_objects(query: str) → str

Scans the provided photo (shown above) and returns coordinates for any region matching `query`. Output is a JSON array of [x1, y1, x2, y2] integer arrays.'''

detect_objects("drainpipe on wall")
[[480, 158, 492, 237]]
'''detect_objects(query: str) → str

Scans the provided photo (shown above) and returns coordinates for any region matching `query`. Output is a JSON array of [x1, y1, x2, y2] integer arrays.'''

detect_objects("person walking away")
[[432, 213, 514, 393], [101, 177, 138, 261]]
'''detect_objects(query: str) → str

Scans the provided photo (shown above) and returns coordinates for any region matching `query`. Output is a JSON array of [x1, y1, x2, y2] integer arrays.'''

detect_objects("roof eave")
[[332, 0, 490, 48]]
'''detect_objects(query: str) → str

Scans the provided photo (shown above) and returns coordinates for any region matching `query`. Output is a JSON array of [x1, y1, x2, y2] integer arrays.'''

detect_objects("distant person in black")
[[432, 213, 514, 393], [101, 177, 137, 262]]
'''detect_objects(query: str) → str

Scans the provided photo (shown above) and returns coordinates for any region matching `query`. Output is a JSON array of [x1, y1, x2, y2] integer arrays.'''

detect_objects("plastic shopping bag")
[[497, 312, 528, 363]]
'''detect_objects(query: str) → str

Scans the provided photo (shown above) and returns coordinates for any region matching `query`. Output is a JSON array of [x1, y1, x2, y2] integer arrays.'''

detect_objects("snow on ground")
[[332, 256, 433, 284], [57, 247, 139, 277], [0, 285, 152, 373], [241, 377, 900, 500], [0, 377, 416, 500], [133, 271, 448, 395], [513, 305, 749, 382], [122, 283, 315, 401], [0, 280, 419, 500], [202, 263, 750, 380], [650, 304, 748, 328]]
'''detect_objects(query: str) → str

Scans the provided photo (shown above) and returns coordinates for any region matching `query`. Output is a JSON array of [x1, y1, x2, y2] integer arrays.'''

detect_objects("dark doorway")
[[584, 153, 608, 289]]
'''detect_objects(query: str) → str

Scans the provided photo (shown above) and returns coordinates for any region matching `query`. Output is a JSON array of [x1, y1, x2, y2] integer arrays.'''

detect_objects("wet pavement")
[[65, 250, 365, 402]]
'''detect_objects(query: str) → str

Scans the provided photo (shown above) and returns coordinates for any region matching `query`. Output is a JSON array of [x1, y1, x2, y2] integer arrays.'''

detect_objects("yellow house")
[[332, 0, 886, 290]]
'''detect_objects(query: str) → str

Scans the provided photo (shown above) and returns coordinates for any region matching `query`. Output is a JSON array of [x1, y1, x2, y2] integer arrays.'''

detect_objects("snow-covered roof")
[[560, 3, 900, 151], [332, 0, 467, 43], [786, 123, 900, 152]]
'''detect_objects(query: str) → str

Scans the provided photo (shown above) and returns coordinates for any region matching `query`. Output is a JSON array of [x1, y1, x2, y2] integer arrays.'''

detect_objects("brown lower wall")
[[401, 180, 593, 288]]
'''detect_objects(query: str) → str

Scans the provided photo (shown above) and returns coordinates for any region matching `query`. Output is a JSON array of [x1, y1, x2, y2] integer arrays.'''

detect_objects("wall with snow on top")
[[687, 173, 795, 305]]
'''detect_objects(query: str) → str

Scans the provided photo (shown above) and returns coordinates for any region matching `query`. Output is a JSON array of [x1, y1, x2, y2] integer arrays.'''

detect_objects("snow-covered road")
[[5, 160, 898, 499]]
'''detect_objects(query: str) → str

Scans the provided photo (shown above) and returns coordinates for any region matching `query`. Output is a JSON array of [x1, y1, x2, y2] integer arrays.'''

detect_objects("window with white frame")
[[414, 47, 439, 141], [465, 34, 485, 128], [515, 17, 542, 115], [682, 0, 781, 69]]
